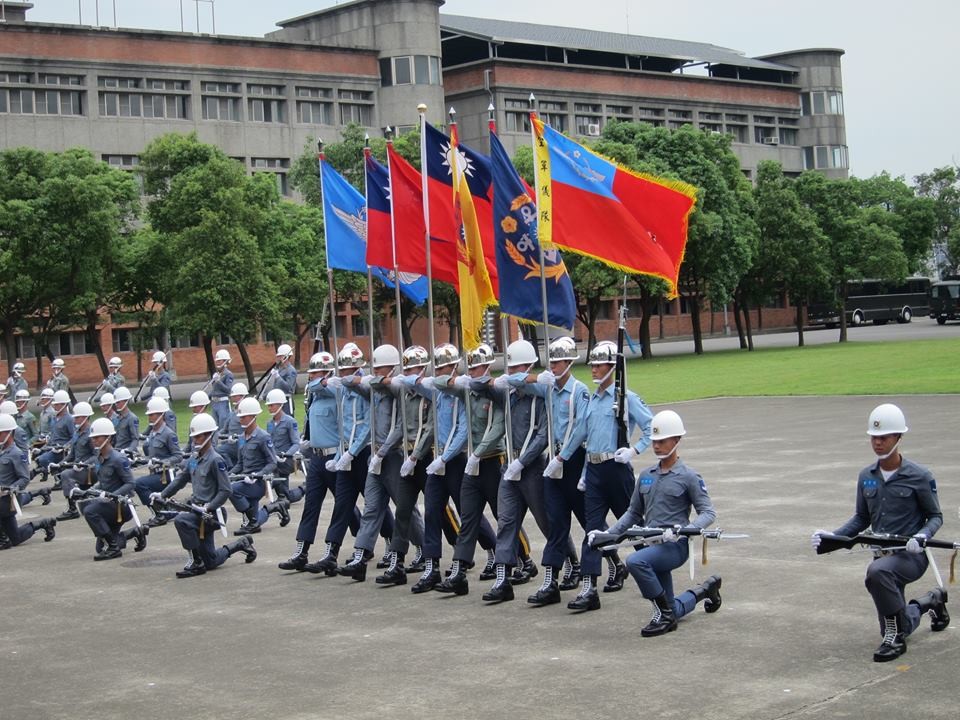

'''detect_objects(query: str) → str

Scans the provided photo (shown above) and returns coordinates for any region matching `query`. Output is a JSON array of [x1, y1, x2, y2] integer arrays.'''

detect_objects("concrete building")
[[0, 0, 845, 384]]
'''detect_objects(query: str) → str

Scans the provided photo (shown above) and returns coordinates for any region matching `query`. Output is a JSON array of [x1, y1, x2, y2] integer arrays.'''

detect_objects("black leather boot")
[[338, 550, 368, 581], [482, 564, 515, 602], [31, 517, 57, 542], [558, 559, 581, 591], [528, 566, 561, 606], [225, 535, 257, 563], [278, 540, 311, 571], [641, 594, 677, 637], [304, 542, 339, 575], [265, 499, 291, 527], [873, 615, 906, 662], [376, 552, 408, 586], [692, 575, 723, 613], [176, 549, 206, 578], [603, 556, 627, 593], [411, 559, 441, 594], [234, 508, 261, 535], [912, 588, 950, 631], [567, 576, 601, 612], [56, 499, 80, 521], [435, 560, 469, 595], [94, 536, 122, 561]]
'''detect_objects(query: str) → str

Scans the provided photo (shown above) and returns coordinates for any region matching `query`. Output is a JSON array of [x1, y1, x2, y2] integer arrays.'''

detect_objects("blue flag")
[[320, 158, 427, 305], [490, 132, 576, 331]]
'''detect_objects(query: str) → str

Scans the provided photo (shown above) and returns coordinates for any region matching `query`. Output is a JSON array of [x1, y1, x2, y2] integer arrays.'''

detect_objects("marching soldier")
[[139, 351, 171, 402], [46, 358, 71, 397], [152, 413, 256, 578], [92, 357, 125, 402], [337, 344, 424, 584], [278, 352, 355, 572], [76, 417, 147, 560], [228, 397, 288, 534], [134, 397, 184, 526], [0, 414, 57, 550], [111, 386, 140, 453], [14, 389, 39, 446], [595, 410, 721, 636], [6, 361, 28, 396], [568, 340, 653, 612], [54, 402, 97, 520], [37, 387, 56, 435], [215, 382, 248, 467], [209, 349, 235, 429], [34, 390, 75, 481], [261, 344, 297, 415], [265, 388, 304, 503], [812, 404, 947, 662]]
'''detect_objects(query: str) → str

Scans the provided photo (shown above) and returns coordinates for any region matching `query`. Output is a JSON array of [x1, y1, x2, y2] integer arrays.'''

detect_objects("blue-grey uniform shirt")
[[395, 375, 433, 459], [15, 410, 39, 445], [66, 426, 95, 464], [835, 457, 943, 539], [337, 373, 370, 460], [12, 424, 28, 453], [608, 458, 716, 535], [113, 410, 140, 452], [0, 443, 30, 494], [210, 369, 235, 400], [435, 375, 505, 458], [93, 372, 125, 402], [584, 384, 653, 455], [408, 375, 467, 463], [231, 427, 277, 476], [268, 413, 299, 455], [91, 448, 135, 496], [46, 373, 70, 394], [163, 449, 231, 509], [475, 381, 547, 466], [356, 378, 399, 456], [522, 375, 590, 461], [141, 369, 171, 401], [39, 406, 56, 435], [6, 375, 27, 395], [48, 412, 75, 447], [144, 424, 183, 464], [274, 364, 298, 396], [306, 378, 340, 451]]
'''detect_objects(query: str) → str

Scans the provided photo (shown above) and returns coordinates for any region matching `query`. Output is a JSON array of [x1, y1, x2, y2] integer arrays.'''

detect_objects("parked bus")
[[807, 277, 931, 327], [929, 279, 960, 325]]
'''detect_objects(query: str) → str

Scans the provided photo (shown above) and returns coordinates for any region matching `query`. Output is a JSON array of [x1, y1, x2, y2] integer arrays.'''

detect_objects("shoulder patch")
[[216, 461, 227, 472], [930, 478, 938, 493], [698, 477, 707, 492]]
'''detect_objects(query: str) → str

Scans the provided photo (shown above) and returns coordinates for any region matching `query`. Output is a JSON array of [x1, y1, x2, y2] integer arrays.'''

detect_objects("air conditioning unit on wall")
[[587, 123, 601, 136], [763, 136, 780, 145]]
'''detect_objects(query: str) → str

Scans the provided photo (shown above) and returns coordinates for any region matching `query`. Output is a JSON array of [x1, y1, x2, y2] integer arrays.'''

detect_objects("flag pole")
[[363, 132, 377, 458], [384, 127, 411, 455], [526, 94, 556, 462], [317, 139, 344, 456], [418, 104, 442, 466]]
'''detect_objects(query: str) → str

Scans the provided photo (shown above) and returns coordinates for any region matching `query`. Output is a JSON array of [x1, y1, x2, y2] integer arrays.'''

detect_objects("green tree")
[[566, 254, 621, 350], [913, 166, 960, 275]]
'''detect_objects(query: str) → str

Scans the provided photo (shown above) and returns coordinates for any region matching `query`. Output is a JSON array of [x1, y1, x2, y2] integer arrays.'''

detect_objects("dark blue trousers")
[[582, 459, 635, 577]]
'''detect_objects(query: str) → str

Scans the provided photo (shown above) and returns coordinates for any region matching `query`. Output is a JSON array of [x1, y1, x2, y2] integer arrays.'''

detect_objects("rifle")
[[133, 370, 154, 403], [302, 320, 323, 440], [613, 303, 628, 448], [228, 472, 277, 503], [151, 496, 228, 538], [253, 361, 279, 399], [0, 486, 24, 517], [816, 531, 960, 586], [70, 487, 142, 527], [278, 450, 307, 477], [145, 458, 180, 485], [87, 378, 108, 404]]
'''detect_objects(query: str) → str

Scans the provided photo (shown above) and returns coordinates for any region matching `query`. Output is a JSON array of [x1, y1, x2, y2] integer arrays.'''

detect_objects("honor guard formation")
[[2, 345, 955, 662]]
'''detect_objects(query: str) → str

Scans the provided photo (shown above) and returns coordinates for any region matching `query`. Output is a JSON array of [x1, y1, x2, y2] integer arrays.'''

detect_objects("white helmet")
[[40, 387, 54, 399], [230, 382, 248, 397], [72, 402, 95, 418], [649, 410, 687, 440], [90, 417, 117, 437], [0, 400, 16, 415], [506, 340, 537, 367], [189, 390, 210, 408], [15, 389, 29, 402], [433, 343, 461, 368], [152, 386, 170, 400], [52, 358, 65, 369], [190, 413, 218, 437], [308, 352, 335, 373], [266, 388, 287, 405], [588, 341, 618, 365], [548, 336, 580, 362], [337, 343, 365, 369], [99, 392, 115, 407], [867, 404, 908, 436], [108, 356, 122, 368], [466, 343, 495, 369], [372, 344, 401, 368], [0, 383, 6, 397], [12, 361, 25, 375], [0, 413, 17, 433], [236, 397, 262, 417], [215, 349, 232, 363], [402, 346, 430, 369], [276, 343, 293, 360], [113, 386, 132, 403], [52, 390, 71, 406], [152, 351, 167, 365], [146, 397, 170, 414]]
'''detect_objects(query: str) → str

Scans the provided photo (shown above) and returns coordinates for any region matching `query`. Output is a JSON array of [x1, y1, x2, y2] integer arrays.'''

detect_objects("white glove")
[[325, 376, 343, 390], [147, 370, 156, 379], [586, 529, 602, 547], [149, 492, 163, 503], [543, 456, 563, 479], [420, 376, 436, 391], [242, 475, 257, 485], [325, 459, 337, 473], [503, 458, 524, 482], [464, 453, 480, 476], [906, 534, 925, 554], [368, 454, 383, 476], [493, 375, 510, 390], [577, 472, 586, 492], [614, 446, 638, 464], [454, 375, 471, 390], [361, 375, 374, 387], [810, 529, 826, 550], [537, 370, 556, 388], [646, 528, 676, 545], [212, 372, 220, 381], [426, 457, 446, 475], [99, 490, 108, 498], [335, 452, 353, 472], [400, 456, 417, 477], [270, 368, 279, 377]]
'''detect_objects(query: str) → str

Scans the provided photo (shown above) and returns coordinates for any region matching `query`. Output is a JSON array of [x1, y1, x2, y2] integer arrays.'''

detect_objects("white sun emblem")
[[440, 141, 475, 180]]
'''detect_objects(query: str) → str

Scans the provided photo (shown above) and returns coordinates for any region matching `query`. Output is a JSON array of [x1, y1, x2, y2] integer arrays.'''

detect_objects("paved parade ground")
[[3, 395, 959, 720]]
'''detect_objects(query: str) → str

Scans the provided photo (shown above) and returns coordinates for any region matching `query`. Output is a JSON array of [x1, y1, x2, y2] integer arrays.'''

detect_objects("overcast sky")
[[23, 0, 960, 182]]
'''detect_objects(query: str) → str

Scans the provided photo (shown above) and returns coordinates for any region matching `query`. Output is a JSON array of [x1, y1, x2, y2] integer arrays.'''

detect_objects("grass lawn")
[[161, 338, 958, 437]]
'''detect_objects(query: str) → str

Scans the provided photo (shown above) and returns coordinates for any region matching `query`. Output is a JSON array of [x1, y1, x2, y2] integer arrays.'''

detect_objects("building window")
[[699, 122, 722, 134], [16, 336, 36, 359], [668, 109, 692, 119], [201, 82, 242, 121], [102, 154, 140, 169], [380, 55, 441, 87], [802, 90, 844, 116], [112, 328, 133, 353], [252, 158, 290, 196], [296, 87, 333, 124], [778, 116, 799, 127], [504, 98, 531, 133], [99, 77, 189, 119], [247, 84, 286, 123], [803, 145, 849, 170], [725, 124, 748, 143], [605, 104, 633, 122], [779, 128, 798, 146], [57, 332, 93, 356], [2, 75, 84, 116], [40, 74, 83, 87], [700, 111, 722, 122], [574, 103, 601, 136], [170, 334, 201, 348], [755, 122, 779, 144], [338, 89, 373, 126], [539, 101, 566, 132]]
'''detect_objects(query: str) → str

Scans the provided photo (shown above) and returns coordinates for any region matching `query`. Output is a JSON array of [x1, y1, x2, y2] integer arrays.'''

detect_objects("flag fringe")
[[553, 242, 679, 299]]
